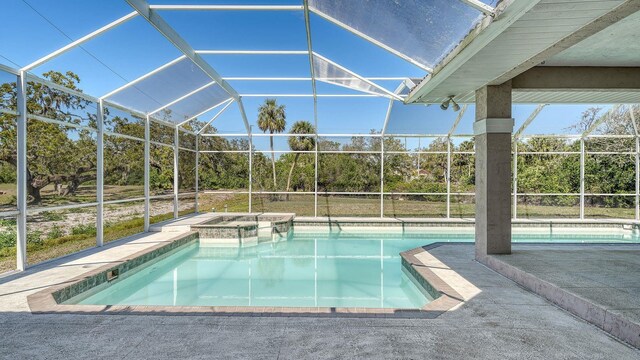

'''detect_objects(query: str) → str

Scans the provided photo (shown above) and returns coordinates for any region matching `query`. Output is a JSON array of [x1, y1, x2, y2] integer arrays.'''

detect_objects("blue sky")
[[0, 0, 612, 139]]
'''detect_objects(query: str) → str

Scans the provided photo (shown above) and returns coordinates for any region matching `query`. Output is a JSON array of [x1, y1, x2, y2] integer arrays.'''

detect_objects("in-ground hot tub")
[[191, 213, 294, 246]]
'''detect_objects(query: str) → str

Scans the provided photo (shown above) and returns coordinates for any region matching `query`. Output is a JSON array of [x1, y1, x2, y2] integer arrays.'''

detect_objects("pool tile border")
[[293, 217, 640, 230], [28, 232, 200, 312], [27, 234, 461, 318]]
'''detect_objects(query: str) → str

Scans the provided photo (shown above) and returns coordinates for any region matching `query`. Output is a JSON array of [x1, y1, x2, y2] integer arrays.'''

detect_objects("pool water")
[[73, 229, 640, 309]]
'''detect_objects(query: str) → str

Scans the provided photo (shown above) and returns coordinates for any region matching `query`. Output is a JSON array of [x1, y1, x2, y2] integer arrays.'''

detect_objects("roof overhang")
[[406, 0, 640, 104]]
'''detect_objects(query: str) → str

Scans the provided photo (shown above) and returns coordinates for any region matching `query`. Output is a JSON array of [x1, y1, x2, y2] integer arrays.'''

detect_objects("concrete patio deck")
[[1, 237, 638, 359], [481, 244, 640, 348]]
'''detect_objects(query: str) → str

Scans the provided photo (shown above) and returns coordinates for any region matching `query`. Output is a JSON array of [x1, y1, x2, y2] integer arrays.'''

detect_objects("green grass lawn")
[[199, 193, 250, 213], [203, 193, 635, 219]]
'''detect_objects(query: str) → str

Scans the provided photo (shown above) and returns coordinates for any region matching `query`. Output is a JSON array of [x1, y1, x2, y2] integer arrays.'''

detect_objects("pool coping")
[[400, 244, 466, 311], [26, 233, 461, 318]]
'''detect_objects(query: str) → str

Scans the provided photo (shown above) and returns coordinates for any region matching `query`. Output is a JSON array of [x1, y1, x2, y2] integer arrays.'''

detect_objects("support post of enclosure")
[[629, 107, 640, 221], [579, 105, 620, 220], [144, 116, 150, 231], [631, 134, 640, 220], [96, 100, 104, 247], [474, 82, 513, 258], [195, 134, 199, 214], [380, 138, 384, 218], [248, 127, 253, 212], [174, 127, 179, 218], [511, 104, 547, 220], [314, 134, 318, 217], [446, 105, 467, 219], [580, 138, 585, 219], [513, 140, 518, 219], [303, 0, 319, 217], [16, 72, 27, 270], [418, 138, 421, 174]]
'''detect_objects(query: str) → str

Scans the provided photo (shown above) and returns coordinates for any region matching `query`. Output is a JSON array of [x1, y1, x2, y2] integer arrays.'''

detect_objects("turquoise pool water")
[[72, 229, 639, 309]]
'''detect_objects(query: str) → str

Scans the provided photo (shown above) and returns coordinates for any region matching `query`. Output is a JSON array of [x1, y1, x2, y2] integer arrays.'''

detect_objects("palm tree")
[[257, 99, 286, 190], [286, 121, 316, 200]]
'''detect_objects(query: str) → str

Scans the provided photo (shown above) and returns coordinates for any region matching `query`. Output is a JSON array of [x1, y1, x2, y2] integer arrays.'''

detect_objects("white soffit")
[[407, 0, 637, 104], [543, 10, 640, 67]]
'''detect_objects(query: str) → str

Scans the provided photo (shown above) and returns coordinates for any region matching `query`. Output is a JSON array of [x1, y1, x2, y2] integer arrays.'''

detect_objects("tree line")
[[1, 71, 638, 209]]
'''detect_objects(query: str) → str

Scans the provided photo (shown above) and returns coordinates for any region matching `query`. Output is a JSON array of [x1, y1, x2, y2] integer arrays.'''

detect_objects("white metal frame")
[[13, 0, 500, 131], [239, 94, 388, 98], [196, 50, 309, 55], [459, 0, 496, 16], [173, 127, 180, 219], [3, 1, 638, 273], [96, 99, 105, 246], [143, 116, 151, 231], [224, 77, 409, 81], [579, 105, 622, 219], [8, 97, 640, 270], [147, 0, 494, 73], [197, 99, 235, 135], [149, 5, 304, 11], [312, 52, 404, 101], [176, 98, 233, 128], [630, 109, 640, 220], [16, 71, 28, 270], [302, 0, 320, 216], [512, 104, 547, 219], [101, 55, 186, 100], [148, 81, 217, 116]]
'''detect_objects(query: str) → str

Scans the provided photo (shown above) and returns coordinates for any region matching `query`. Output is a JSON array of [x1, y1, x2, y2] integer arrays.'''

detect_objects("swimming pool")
[[67, 227, 640, 309]]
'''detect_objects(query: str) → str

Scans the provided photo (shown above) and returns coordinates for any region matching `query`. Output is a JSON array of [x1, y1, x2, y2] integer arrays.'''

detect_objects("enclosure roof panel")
[[308, 0, 489, 71], [6, 0, 493, 126]]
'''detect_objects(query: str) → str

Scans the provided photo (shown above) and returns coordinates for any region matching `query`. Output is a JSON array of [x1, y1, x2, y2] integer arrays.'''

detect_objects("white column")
[[96, 99, 104, 246], [174, 127, 179, 218], [144, 116, 150, 231], [16, 72, 27, 270]]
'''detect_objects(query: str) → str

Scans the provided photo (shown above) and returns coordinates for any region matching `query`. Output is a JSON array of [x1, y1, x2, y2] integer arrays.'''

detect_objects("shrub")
[[0, 219, 17, 227], [71, 224, 96, 236], [0, 228, 16, 248], [47, 225, 65, 240], [27, 230, 43, 245]]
